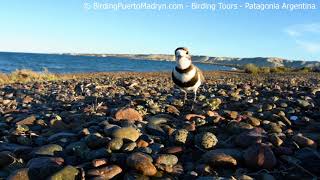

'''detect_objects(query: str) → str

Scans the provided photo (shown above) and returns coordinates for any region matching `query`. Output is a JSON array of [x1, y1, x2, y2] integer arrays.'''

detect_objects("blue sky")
[[0, 0, 319, 61]]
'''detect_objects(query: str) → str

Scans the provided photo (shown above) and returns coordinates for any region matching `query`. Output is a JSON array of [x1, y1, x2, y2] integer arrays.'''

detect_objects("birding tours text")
[[83, 1, 319, 12]]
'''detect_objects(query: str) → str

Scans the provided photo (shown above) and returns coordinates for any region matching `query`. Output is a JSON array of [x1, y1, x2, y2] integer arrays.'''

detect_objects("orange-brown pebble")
[[92, 158, 108, 167], [136, 139, 149, 148], [165, 146, 184, 154], [185, 114, 206, 121], [115, 108, 143, 121]]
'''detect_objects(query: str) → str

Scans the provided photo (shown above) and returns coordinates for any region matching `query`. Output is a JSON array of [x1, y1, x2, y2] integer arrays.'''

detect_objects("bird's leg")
[[181, 89, 187, 104], [191, 90, 197, 111], [193, 90, 197, 102]]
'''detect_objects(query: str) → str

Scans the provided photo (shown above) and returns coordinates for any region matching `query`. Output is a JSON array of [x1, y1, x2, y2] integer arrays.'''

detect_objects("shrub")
[[243, 64, 317, 74], [270, 66, 291, 73], [299, 67, 313, 73], [244, 64, 260, 74], [260, 67, 271, 73]]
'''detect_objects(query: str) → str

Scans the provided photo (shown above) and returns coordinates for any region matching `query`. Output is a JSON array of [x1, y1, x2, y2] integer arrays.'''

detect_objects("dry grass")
[[0, 68, 59, 84], [0, 72, 10, 84]]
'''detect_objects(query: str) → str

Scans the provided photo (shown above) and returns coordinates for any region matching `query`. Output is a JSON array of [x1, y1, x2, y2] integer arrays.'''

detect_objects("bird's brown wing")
[[195, 66, 205, 82]]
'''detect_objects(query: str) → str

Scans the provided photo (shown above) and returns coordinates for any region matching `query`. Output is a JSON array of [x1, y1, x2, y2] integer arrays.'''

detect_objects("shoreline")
[[3, 69, 320, 85], [2, 69, 320, 85], [1, 70, 242, 85]]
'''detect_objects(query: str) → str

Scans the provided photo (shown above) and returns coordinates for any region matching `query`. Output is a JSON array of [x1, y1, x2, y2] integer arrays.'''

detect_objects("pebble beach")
[[0, 71, 319, 180]]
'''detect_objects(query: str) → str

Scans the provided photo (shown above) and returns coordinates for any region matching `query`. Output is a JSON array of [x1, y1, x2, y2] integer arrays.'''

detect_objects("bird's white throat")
[[176, 57, 191, 70]]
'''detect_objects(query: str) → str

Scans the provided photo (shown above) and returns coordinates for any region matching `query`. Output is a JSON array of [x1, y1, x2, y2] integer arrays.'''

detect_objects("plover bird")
[[172, 47, 205, 106]]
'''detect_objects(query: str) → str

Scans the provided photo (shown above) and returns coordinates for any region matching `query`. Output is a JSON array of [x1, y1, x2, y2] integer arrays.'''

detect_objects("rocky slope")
[[77, 54, 320, 68]]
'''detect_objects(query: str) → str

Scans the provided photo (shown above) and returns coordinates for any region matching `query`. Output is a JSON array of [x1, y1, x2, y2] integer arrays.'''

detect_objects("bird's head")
[[175, 47, 191, 69]]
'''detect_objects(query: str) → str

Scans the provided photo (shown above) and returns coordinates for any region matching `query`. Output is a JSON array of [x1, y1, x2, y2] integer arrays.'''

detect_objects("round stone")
[[195, 132, 218, 149]]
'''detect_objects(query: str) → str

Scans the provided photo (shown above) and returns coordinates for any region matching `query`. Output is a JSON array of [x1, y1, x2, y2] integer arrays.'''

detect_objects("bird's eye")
[[186, 51, 189, 55]]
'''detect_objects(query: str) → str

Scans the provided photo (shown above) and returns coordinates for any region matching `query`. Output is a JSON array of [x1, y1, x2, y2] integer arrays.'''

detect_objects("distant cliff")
[[74, 54, 320, 68]]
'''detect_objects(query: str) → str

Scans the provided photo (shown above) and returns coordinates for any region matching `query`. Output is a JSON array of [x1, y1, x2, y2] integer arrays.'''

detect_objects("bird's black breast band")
[[175, 65, 193, 74], [172, 70, 199, 88]]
